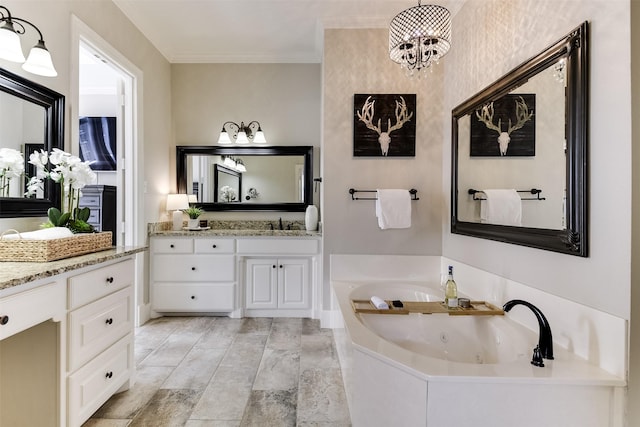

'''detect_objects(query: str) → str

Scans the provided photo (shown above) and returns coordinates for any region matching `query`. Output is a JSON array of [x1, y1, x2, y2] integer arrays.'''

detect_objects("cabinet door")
[[246, 259, 278, 309], [278, 258, 309, 309]]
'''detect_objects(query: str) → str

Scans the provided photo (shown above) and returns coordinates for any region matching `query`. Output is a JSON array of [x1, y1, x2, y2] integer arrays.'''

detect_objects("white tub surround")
[[330, 255, 626, 427]]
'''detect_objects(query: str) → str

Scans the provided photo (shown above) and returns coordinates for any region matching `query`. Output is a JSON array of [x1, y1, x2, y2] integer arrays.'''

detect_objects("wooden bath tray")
[[351, 299, 504, 316]]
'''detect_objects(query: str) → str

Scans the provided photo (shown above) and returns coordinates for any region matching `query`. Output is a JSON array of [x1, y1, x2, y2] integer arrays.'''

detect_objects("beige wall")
[[171, 63, 322, 219], [0, 0, 172, 232], [322, 29, 445, 306]]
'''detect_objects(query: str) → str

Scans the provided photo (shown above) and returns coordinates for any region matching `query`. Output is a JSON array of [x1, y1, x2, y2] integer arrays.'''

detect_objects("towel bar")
[[468, 188, 546, 201], [349, 188, 419, 201]]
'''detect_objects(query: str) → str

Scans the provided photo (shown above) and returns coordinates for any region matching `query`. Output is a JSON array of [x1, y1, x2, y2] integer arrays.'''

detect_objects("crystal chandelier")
[[389, 2, 451, 78]]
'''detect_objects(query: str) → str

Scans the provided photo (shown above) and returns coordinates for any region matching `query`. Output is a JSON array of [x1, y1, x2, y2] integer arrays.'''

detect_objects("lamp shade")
[[166, 193, 189, 211], [188, 194, 197, 204], [253, 130, 267, 144], [22, 41, 57, 77], [236, 130, 249, 144], [217, 130, 232, 145], [0, 23, 25, 63]]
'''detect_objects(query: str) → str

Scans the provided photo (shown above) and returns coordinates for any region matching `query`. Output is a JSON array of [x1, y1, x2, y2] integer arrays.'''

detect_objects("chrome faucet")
[[503, 299, 554, 366]]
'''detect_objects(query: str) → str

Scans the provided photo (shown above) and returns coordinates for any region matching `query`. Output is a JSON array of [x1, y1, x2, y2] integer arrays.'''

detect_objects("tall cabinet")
[[80, 185, 117, 245]]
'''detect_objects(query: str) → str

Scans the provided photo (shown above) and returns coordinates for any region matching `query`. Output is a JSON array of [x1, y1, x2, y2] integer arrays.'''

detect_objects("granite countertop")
[[0, 246, 147, 292], [150, 229, 321, 237]]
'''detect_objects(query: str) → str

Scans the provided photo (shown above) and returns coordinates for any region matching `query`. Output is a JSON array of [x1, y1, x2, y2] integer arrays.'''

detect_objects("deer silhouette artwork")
[[356, 95, 414, 156], [475, 96, 534, 156]]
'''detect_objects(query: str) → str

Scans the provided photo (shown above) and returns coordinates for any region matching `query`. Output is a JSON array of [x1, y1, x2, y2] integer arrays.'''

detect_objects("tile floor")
[[83, 316, 351, 427]]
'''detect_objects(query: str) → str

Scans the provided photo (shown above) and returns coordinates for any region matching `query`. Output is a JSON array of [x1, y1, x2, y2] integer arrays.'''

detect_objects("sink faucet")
[[503, 299, 554, 365], [278, 217, 283, 230]]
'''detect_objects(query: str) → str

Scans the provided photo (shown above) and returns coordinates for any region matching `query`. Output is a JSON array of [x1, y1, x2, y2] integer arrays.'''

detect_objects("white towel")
[[370, 296, 389, 310], [480, 189, 522, 226], [0, 227, 74, 240], [376, 189, 411, 229]]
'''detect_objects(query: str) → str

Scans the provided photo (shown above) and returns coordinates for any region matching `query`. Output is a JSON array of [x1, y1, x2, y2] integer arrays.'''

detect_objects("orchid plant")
[[26, 148, 97, 232], [220, 185, 237, 202], [0, 148, 25, 197]]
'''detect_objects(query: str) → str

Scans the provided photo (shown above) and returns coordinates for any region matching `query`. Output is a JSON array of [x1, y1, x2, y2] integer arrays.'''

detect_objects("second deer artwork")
[[353, 94, 416, 157]]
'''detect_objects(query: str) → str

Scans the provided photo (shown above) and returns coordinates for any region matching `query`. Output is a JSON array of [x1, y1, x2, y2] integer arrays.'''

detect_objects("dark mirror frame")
[[0, 68, 64, 218], [177, 145, 313, 211], [213, 164, 242, 203], [451, 21, 589, 257]]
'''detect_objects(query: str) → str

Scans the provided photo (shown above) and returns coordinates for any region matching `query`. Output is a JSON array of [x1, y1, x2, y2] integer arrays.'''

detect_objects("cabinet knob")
[[272, 265, 276, 268], [0, 315, 8, 325], [212, 244, 217, 248], [191, 295, 196, 300], [105, 318, 113, 325], [280, 265, 283, 268], [170, 244, 175, 248], [191, 267, 196, 271], [105, 371, 113, 379], [106, 277, 114, 284]]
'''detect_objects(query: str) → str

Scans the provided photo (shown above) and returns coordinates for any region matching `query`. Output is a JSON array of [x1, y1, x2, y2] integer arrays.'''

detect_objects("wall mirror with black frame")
[[0, 68, 64, 218], [451, 21, 588, 256], [177, 145, 313, 212]]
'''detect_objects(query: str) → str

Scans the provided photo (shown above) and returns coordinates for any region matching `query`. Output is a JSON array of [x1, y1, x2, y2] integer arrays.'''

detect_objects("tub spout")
[[503, 299, 554, 362]]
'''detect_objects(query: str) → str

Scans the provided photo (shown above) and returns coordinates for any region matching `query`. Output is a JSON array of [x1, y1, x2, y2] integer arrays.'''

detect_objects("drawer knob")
[[191, 295, 196, 300], [105, 371, 113, 379], [212, 244, 217, 248], [191, 267, 196, 271], [0, 315, 8, 325], [105, 318, 113, 325], [170, 244, 175, 248], [280, 265, 283, 268], [272, 265, 276, 269], [106, 277, 114, 284]]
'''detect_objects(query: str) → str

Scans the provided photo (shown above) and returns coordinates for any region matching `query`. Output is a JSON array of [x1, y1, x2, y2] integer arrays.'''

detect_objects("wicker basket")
[[0, 231, 113, 262]]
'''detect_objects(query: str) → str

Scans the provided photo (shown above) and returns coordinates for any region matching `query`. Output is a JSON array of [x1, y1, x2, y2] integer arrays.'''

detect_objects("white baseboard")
[[136, 303, 152, 326]]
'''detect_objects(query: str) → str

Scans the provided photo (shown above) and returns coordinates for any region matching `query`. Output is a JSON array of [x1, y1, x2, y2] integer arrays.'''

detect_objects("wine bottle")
[[445, 265, 458, 308]]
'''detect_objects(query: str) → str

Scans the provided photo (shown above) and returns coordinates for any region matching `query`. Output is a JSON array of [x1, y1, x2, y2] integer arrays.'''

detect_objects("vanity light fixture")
[[166, 193, 189, 231], [0, 6, 57, 77], [389, 1, 451, 78], [221, 155, 247, 173], [217, 121, 266, 145]]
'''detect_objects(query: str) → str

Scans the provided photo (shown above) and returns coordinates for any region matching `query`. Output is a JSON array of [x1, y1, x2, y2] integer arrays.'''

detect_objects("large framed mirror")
[[0, 67, 64, 218], [451, 22, 588, 256], [177, 145, 313, 211]]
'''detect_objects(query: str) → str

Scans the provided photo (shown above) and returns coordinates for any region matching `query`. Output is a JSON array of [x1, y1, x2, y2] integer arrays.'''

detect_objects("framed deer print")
[[470, 94, 536, 157], [353, 94, 416, 157]]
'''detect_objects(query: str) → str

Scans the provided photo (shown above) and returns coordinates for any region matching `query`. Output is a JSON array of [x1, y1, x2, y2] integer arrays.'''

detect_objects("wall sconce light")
[[389, 2, 451, 78], [166, 193, 189, 231], [221, 155, 247, 172], [217, 121, 266, 145], [0, 6, 57, 77]]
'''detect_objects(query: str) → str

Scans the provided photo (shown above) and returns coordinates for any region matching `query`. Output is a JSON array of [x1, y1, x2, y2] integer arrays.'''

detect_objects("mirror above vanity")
[[177, 145, 313, 211], [0, 67, 64, 218], [451, 22, 588, 256]]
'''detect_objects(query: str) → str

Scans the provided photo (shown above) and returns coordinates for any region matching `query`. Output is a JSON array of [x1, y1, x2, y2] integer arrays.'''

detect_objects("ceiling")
[[112, 0, 462, 63]]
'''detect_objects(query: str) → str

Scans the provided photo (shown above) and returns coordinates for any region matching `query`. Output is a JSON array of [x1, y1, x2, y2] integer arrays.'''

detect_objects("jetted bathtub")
[[333, 281, 625, 427]]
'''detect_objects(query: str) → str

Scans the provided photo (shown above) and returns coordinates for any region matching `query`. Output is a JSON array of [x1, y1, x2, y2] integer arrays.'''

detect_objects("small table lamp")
[[166, 194, 189, 231]]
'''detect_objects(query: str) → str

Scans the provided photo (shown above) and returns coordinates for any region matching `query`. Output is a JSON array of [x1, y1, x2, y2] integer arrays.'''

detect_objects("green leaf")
[[58, 212, 71, 227], [47, 207, 61, 225], [76, 207, 91, 222]]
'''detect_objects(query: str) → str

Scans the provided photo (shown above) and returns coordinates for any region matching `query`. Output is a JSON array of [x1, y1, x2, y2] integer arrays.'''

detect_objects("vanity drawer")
[[194, 238, 235, 253], [153, 254, 235, 282], [68, 287, 133, 372], [0, 281, 65, 341], [152, 238, 193, 254], [68, 259, 134, 310], [68, 334, 133, 427], [79, 194, 101, 207], [153, 284, 235, 312]]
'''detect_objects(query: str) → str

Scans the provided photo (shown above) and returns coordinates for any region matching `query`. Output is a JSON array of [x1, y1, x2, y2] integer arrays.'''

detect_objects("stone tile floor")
[[83, 317, 351, 427]]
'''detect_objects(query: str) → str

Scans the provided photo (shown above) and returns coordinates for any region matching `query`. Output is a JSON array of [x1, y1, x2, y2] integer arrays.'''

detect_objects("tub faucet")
[[503, 299, 554, 364]]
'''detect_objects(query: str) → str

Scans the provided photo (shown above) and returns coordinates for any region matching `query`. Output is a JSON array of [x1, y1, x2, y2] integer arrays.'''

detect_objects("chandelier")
[[389, 2, 451, 78]]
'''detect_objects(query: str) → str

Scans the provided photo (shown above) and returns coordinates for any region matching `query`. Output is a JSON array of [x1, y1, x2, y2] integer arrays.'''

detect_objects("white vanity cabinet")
[[151, 236, 236, 313], [238, 238, 319, 318], [66, 258, 135, 427], [245, 258, 309, 310]]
